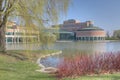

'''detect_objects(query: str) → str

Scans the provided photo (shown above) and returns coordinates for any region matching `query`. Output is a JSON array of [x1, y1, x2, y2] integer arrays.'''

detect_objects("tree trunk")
[[0, 0, 6, 52], [0, 23, 6, 52]]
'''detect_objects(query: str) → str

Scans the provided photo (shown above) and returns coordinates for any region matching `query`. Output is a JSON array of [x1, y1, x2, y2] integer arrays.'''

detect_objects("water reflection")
[[106, 41, 120, 52], [40, 55, 61, 67], [6, 43, 40, 50], [6, 41, 120, 54], [50, 41, 107, 54], [6, 41, 120, 67], [40, 41, 120, 67]]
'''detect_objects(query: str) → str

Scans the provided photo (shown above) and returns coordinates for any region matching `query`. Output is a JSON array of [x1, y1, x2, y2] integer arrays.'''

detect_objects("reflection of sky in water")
[[49, 41, 120, 53], [6, 41, 120, 67], [106, 41, 120, 52], [48, 42, 107, 54], [6, 41, 120, 53], [40, 41, 120, 67], [40, 56, 61, 68]]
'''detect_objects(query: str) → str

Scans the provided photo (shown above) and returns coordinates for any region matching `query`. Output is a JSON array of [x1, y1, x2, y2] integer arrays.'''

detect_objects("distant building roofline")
[[77, 27, 104, 31]]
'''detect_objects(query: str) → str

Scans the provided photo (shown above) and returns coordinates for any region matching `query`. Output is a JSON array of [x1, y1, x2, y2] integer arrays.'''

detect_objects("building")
[[6, 22, 39, 43], [53, 19, 106, 41], [75, 27, 106, 41], [44, 29, 75, 40]]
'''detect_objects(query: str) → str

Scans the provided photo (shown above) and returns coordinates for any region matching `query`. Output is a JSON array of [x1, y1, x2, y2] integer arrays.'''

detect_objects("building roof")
[[44, 29, 74, 34], [58, 30, 74, 33], [77, 26, 104, 31]]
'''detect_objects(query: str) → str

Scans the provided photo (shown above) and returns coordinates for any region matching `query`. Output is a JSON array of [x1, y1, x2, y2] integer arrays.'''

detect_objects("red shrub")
[[57, 52, 120, 78]]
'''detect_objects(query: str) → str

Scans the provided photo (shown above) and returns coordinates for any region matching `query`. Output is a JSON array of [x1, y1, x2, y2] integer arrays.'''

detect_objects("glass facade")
[[59, 33, 75, 40], [76, 37, 105, 41]]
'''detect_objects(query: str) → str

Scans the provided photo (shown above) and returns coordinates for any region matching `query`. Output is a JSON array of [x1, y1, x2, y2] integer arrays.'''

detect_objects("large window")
[[86, 37, 89, 41], [94, 37, 97, 40], [90, 37, 93, 41], [6, 32, 13, 35], [7, 37, 12, 42]]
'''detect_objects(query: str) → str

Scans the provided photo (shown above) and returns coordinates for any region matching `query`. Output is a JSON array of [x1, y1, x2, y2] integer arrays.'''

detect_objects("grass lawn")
[[0, 50, 57, 80], [0, 50, 120, 80], [63, 73, 120, 80]]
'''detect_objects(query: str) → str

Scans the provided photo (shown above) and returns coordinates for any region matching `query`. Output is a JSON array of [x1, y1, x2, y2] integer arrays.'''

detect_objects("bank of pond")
[[0, 50, 120, 80]]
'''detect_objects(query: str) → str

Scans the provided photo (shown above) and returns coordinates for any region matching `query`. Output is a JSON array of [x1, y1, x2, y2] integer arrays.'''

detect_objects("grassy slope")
[[0, 50, 120, 80], [64, 73, 120, 80], [0, 50, 57, 80]]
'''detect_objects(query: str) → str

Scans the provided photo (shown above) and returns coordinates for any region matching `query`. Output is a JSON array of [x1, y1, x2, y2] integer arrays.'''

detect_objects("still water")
[[40, 41, 120, 67], [50, 41, 120, 53], [6, 41, 120, 53], [6, 41, 120, 67]]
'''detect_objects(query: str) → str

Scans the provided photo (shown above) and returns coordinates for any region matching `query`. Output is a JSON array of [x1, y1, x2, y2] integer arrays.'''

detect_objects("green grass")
[[7, 50, 58, 61], [63, 73, 120, 80], [0, 50, 57, 80], [0, 50, 120, 80]]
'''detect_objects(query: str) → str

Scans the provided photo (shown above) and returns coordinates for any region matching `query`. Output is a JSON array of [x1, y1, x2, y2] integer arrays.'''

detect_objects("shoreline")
[[36, 50, 62, 73], [56, 40, 120, 43]]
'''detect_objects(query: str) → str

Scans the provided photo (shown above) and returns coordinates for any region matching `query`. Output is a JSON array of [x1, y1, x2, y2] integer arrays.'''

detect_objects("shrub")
[[57, 52, 120, 78]]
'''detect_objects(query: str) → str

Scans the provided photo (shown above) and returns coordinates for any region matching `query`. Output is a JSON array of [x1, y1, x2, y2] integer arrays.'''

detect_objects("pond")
[[6, 41, 120, 67], [40, 41, 120, 67]]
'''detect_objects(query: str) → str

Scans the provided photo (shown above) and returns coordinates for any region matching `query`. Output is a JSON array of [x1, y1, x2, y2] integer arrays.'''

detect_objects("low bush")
[[57, 52, 120, 78]]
